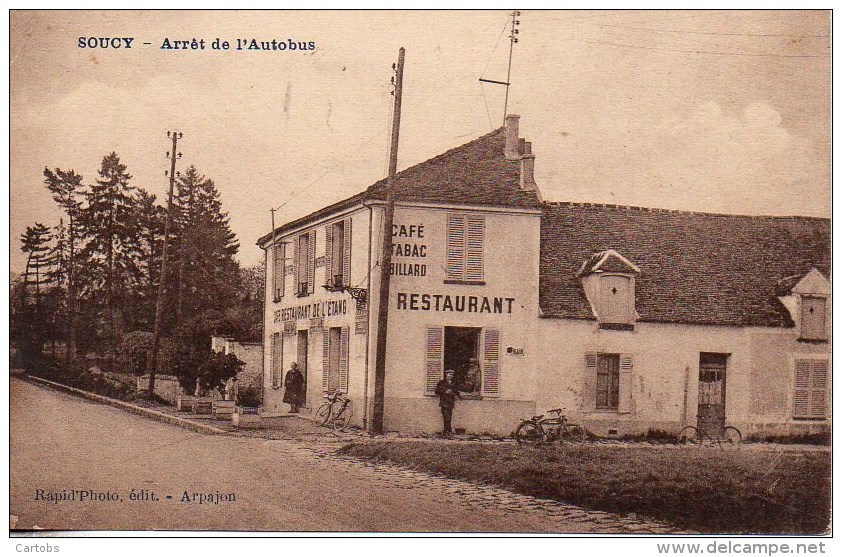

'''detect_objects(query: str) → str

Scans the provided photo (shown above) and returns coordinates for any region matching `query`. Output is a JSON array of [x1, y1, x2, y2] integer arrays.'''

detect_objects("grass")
[[338, 441, 830, 534]]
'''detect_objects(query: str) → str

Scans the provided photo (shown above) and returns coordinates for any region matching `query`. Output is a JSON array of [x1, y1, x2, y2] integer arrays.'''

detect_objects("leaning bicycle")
[[514, 408, 587, 446], [313, 390, 353, 431]]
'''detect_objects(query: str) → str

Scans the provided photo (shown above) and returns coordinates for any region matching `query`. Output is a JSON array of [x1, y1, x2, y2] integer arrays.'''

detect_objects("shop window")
[[800, 296, 827, 341], [583, 353, 633, 413], [425, 326, 499, 397], [271, 332, 283, 388], [272, 243, 285, 302], [445, 213, 484, 283], [322, 326, 349, 393], [295, 231, 315, 297], [794, 359, 828, 419], [325, 218, 352, 288]]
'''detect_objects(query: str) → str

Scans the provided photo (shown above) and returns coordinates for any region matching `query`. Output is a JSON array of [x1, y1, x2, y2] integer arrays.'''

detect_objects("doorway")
[[444, 326, 481, 394], [697, 353, 728, 437], [297, 330, 308, 406]]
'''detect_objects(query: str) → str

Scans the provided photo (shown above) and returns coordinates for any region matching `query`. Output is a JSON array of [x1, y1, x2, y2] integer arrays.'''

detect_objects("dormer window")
[[775, 268, 829, 342], [800, 295, 827, 341], [577, 249, 640, 330]]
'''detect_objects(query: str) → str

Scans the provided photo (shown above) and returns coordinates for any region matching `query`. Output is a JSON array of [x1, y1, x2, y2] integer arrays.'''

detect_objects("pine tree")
[[77, 152, 140, 354], [19, 223, 53, 359], [43, 167, 84, 359], [133, 188, 167, 330], [172, 165, 240, 321]]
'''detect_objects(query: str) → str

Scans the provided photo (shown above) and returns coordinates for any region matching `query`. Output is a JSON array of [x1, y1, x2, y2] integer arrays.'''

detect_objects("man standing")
[[435, 369, 461, 437], [283, 362, 305, 413]]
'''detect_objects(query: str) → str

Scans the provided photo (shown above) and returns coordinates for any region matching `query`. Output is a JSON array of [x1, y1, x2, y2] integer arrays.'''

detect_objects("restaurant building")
[[258, 116, 830, 437]]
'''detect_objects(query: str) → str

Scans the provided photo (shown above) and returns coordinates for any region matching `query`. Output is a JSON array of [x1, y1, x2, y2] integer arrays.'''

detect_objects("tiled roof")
[[258, 128, 540, 245], [540, 203, 830, 327]]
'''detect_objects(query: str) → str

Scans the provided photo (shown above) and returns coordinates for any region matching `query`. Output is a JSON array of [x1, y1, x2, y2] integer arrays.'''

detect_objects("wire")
[[480, 82, 494, 129], [566, 36, 829, 58], [479, 12, 512, 79]]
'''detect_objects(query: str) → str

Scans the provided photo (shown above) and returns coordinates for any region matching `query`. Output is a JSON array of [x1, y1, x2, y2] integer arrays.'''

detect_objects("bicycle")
[[313, 390, 353, 431], [513, 408, 587, 446], [676, 424, 741, 448]]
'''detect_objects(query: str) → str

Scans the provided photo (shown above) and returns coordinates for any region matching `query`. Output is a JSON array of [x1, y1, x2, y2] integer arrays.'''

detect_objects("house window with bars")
[[445, 213, 484, 283]]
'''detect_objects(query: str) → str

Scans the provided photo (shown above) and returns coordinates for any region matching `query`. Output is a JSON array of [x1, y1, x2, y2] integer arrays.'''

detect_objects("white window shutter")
[[618, 354, 634, 413], [271, 332, 282, 387], [322, 329, 330, 391], [582, 353, 597, 412], [446, 214, 466, 280], [307, 230, 316, 294], [324, 224, 333, 285], [465, 215, 484, 281], [293, 235, 299, 292], [425, 327, 444, 395], [343, 217, 352, 287], [810, 359, 828, 418], [793, 359, 812, 418], [481, 328, 500, 397], [272, 243, 285, 301], [339, 326, 349, 393]]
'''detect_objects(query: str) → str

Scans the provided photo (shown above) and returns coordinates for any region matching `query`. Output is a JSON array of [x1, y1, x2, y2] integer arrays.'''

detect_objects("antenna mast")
[[479, 10, 521, 125]]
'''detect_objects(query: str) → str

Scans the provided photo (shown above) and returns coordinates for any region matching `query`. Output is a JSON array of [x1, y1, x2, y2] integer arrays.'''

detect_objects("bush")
[[196, 352, 244, 395], [116, 331, 176, 376], [236, 385, 262, 408]]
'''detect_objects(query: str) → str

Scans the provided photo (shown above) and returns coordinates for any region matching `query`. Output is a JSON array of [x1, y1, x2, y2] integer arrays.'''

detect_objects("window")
[[583, 353, 633, 412], [322, 326, 349, 393], [596, 354, 620, 410], [800, 296, 827, 341], [271, 332, 283, 388], [446, 213, 484, 283], [425, 326, 499, 397], [794, 359, 828, 419], [598, 274, 634, 326], [325, 219, 352, 288], [295, 231, 315, 297], [272, 243, 285, 302]]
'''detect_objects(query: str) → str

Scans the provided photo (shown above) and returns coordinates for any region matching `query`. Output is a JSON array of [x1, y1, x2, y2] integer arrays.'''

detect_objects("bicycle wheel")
[[514, 421, 544, 446], [562, 425, 587, 444], [313, 402, 332, 426], [332, 401, 353, 431], [722, 426, 742, 447], [677, 426, 703, 446]]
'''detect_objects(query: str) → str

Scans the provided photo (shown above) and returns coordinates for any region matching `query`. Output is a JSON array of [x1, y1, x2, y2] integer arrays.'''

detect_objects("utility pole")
[[371, 47, 405, 435], [478, 10, 521, 125], [147, 131, 182, 398]]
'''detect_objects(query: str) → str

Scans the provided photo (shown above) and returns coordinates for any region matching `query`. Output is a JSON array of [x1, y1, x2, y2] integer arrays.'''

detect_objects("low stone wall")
[[136, 375, 181, 405]]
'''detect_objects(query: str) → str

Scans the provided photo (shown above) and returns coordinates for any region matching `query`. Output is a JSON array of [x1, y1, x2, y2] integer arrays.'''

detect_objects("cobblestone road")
[[10, 377, 686, 533]]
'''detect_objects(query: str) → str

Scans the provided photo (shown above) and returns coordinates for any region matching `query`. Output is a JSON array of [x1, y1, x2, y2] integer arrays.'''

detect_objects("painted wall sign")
[[273, 299, 348, 323], [390, 222, 427, 277], [396, 292, 516, 314], [506, 346, 525, 356]]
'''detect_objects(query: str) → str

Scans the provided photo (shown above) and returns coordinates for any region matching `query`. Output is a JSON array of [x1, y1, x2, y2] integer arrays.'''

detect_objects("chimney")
[[520, 142, 541, 200], [504, 114, 521, 160]]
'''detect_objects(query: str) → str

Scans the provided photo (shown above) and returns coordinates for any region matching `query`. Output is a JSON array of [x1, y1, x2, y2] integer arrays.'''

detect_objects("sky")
[[9, 10, 831, 274]]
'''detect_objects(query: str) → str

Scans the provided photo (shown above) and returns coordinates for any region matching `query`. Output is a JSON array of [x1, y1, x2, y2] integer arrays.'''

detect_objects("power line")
[[566, 36, 829, 58]]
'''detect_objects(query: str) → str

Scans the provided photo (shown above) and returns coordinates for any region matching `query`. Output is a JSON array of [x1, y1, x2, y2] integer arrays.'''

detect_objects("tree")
[[19, 223, 53, 359], [172, 166, 240, 322], [133, 188, 167, 330], [43, 167, 84, 359], [77, 153, 140, 356]]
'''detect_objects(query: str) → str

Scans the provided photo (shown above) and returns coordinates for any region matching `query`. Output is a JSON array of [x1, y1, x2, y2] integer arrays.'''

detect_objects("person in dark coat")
[[434, 369, 461, 437], [283, 362, 305, 413]]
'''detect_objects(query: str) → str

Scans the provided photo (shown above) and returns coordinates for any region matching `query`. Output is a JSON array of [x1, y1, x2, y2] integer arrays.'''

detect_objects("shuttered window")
[[272, 243, 285, 302], [425, 327, 444, 395], [481, 328, 500, 397], [339, 326, 349, 393], [596, 354, 620, 410], [325, 219, 352, 288], [296, 231, 316, 297], [585, 353, 633, 412], [322, 327, 349, 393], [794, 359, 828, 419], [271, 332, 282, 387], [800, 296, 827, 341], [446, 214, 484, 282]]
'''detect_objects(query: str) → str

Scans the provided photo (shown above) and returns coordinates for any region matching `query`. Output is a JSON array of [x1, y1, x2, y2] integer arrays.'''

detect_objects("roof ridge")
[[542, 201, 829, 221], [367, 127, 507, 191]]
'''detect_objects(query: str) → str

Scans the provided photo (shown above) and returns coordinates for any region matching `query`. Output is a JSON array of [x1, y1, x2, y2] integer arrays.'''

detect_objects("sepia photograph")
[[8, 9, 831, 538]]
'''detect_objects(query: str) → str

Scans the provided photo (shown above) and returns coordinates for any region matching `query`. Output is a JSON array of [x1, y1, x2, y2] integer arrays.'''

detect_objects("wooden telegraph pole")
[[147, 131, 182, 398], [371, 47, 405, 434]]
